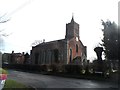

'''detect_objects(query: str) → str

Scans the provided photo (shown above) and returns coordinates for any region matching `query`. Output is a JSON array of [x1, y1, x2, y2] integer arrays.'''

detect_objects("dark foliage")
[[101, 20, 119, 61], [24, 53, 30, 64]]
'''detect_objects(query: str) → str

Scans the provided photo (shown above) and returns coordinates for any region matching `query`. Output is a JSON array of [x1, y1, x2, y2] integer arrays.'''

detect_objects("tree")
[[24, 53, 30, 64], [0, 14, 9, 23], [0, 14, 10, 67], [0, 14, 9, 51], [31, 39, 45, 47], [101, 20, 119, 61]]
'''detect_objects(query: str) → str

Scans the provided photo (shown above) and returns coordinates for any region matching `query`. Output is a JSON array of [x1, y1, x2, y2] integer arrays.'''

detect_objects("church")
[[31, 17, 87, 65]]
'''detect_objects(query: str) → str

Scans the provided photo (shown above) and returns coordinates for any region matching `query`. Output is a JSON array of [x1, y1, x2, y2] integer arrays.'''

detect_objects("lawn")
[[0, 68, 8, 74], [0, 68, 35, 90], [3, 79, 35, 90]]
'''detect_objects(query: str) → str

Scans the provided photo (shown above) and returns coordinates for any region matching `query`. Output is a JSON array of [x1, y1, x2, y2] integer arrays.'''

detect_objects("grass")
[[3, 79, 35, 90], [0, 68, 34, 89], [3, 79, 27, 88], [0, 68, 8, 74]]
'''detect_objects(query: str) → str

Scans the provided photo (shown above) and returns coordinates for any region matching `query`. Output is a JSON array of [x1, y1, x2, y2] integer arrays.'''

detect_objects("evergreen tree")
[[101, 20, 119, 61]]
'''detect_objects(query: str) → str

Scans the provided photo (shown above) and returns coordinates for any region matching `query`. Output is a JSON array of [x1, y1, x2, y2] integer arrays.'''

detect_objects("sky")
[[0, 0, 118, 60]]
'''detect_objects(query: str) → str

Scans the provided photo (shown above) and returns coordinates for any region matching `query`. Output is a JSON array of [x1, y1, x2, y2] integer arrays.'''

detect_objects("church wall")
[[31, 40, 67, 65], [67, 37, 84, 64]]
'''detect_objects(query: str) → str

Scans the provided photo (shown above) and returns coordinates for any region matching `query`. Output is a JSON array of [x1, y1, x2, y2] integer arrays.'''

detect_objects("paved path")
[[7, 70, 118, 89]]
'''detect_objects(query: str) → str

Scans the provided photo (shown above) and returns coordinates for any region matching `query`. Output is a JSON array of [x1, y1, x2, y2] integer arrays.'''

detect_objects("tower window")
[[76, 44, 78, 53]]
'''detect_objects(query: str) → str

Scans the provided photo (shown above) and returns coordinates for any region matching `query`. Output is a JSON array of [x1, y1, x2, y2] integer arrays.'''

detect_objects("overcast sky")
[[0, 0, 118, 60]]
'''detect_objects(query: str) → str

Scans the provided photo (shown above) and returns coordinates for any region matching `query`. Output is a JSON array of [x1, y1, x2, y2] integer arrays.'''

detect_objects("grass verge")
[[3, 79, 35, 90], [0, 68, 8, 74]]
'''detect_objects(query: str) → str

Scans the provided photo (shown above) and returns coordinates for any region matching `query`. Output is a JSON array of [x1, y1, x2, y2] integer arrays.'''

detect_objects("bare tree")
[[0, 14, 10, 67], [31, 39, 45, 47], [0, 14, 10, 51], [0, 14, 9, 23]]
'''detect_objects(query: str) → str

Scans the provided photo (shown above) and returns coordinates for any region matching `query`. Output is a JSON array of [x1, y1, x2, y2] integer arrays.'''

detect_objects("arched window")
[[35, 53, 39, 64], [54, 49, 59, 63], [69, 49, 72, 63], [76, 44, 78, 53]]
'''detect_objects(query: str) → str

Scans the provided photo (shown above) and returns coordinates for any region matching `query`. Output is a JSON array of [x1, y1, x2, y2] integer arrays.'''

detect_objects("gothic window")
[[69, 49, 72, 63], [76, 44, 78, 53], [39, 52, 41, 64], [35, 53, 39, 64], [54, 49, 59, 63]]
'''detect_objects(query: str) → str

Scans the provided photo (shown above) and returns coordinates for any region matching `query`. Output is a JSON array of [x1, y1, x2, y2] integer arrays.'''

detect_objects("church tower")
[[65, 16, 79, 40]]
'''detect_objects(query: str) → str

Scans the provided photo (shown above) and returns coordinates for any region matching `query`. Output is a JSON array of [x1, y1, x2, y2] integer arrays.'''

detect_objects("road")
[[7, 70, 118, 89]]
